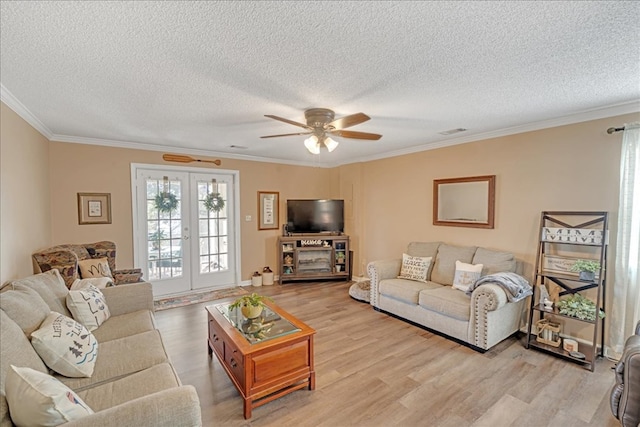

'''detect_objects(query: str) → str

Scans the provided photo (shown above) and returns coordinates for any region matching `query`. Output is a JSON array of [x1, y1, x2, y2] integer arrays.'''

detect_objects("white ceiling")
[[1, 1, 639, 167]]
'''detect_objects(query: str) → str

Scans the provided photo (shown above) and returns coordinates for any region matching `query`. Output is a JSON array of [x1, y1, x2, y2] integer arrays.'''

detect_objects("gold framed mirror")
[[433, 175, 496, 229]]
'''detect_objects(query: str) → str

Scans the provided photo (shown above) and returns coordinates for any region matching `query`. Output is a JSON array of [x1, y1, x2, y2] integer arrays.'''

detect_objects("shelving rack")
[[525, 211, 608, 372]]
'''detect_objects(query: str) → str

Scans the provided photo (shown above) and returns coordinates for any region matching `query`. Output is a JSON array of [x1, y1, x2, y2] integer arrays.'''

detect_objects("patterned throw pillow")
[[78, 257, 113, 279], [452, 260, 484, 292], [66, 285, 111, 332], [398, 254, 432, 283], [5, 365, 93, 426], [30, 312, 98, 378]]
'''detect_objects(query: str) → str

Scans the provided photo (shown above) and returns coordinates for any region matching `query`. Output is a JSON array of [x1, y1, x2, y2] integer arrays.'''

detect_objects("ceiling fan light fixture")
[[324, 137, 339, 152], [304, 135, 320, 154]]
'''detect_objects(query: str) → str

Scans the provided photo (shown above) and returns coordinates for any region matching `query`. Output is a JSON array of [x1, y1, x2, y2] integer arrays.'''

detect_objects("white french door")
[[132, 164, 239, 297]]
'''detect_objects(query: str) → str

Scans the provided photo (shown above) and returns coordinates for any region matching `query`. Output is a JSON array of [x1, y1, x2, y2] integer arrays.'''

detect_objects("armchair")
[[610, 321, 640, 427], [32, 241, 143, 288]]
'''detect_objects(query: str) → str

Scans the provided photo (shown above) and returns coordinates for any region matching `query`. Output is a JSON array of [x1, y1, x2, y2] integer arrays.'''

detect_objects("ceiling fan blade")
[[264, 115, 312, 130], [260, 132, 313, 139], [328, 113, 370, 130], [331, 130, 382, 140]]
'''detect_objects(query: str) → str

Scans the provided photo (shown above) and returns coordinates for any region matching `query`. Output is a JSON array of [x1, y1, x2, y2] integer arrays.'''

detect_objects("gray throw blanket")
[[465, 272, 532, 302]]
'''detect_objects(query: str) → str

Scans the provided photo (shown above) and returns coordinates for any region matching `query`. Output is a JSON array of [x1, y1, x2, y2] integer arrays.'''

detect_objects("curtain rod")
[[607, 126, 625, 134]]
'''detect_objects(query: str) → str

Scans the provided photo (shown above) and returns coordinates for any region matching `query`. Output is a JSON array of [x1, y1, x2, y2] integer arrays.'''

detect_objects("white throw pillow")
[[70, 277, 114, 290], [30, 312, 98, 378], [66, 285, 111, 331], [452, 260, 484, 292], [5, 365, 93, 427], [398, 254, 432, 283], [78, 257, 113, 279]]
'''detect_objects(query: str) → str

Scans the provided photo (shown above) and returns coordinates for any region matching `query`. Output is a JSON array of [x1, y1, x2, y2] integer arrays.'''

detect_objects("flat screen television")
[[286, 199, 344, 234]]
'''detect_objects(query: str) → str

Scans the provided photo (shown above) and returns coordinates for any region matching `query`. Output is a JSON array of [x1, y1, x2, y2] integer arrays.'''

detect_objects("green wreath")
[[204, 192, 225, 212], [154, 192, 178, 213]]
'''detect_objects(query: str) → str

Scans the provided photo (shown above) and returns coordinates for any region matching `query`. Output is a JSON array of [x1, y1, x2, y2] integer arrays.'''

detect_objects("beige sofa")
[[0, 270, 202, 427], [368, 242, 530, 351]]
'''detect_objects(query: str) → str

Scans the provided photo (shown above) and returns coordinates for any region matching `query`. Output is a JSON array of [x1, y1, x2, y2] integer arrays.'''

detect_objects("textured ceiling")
[[1, 1, 639, 167]]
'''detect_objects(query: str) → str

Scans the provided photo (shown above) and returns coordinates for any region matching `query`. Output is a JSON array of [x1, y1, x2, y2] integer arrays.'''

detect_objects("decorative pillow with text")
[[30, 312, 98, 378], [78, 257, 113, 280], [398, 254, 432, 283], [452, 260, 484, 292], [5, 365, 94, 426], [66, 285, 111, 332]]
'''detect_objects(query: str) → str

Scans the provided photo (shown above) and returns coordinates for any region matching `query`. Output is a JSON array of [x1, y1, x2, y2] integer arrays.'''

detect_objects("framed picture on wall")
[[78, 193, 112, 225], [258, 191, 279, 230]]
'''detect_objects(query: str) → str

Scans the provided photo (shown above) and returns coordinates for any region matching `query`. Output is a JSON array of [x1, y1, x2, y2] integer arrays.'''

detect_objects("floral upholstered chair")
[[32, 241, 143, 288]]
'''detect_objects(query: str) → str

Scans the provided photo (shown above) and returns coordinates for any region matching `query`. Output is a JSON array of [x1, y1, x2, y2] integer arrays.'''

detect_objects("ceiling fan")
[[261, 108, 382, 154]]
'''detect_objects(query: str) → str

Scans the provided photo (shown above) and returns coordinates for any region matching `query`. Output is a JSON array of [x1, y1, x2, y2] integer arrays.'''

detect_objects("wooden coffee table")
[[206, 299, 315, 419]]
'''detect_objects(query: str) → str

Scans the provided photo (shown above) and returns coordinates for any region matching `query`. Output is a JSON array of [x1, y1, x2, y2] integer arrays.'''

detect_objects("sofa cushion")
[[379, 278, 441, 304], [0, 284, 51, 335], [398, 254, 432, 283], [66, 285, 111, 332], [31, 312, 99, 378], [431, 244, 477, 285], [77, 363, 180, 412], [452, 261, 484, 292], [55, 329, 169, 391], [418, 286, 471, 321], [11, 269, 72, 318], [79, 257, 113, 280], [5, 365, 94, 426], [0, 309, 49, 427], [91, 310, 156, 343], [407, 242, 441, 280], [472, 247, 517, 276]]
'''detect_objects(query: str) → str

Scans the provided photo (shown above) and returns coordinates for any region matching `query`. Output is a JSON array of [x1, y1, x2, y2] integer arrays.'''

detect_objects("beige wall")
[[0, 102, 52, 283], [48, 142, 333, 281], [349, 114, 640, 282]]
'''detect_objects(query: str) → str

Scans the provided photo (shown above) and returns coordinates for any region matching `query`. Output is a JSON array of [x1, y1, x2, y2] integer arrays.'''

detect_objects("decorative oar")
[[162, 154, 221, 166]]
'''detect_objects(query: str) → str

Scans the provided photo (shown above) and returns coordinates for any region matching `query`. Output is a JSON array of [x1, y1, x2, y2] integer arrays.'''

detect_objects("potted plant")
[[228, 293, 273, 319], [556, 293, 605, 321], [570, 259, 601, 281]]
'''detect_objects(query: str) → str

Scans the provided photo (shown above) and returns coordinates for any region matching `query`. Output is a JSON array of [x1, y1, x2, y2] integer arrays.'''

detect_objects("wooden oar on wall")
[[162, 154, 221, 166]]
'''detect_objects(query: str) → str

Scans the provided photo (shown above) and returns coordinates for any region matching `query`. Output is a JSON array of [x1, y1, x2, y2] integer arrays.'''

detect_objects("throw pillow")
[[30, 312, 98, 378], [66, 285, 111, 331], [5, 365, 93, 426], [70, 277, 114, 290], [78, 257, 113, 280], [398, 254, 432, 283], [452, 260, 484, 292]]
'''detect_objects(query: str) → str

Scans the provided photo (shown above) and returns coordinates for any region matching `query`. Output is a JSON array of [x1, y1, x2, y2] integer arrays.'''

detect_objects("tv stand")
[[278, 235, 350, 283]]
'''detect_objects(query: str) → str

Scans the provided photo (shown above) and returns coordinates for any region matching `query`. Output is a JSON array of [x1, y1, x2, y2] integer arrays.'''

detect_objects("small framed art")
[[78, 193, 112, 225], [258, 191, 279, 230]]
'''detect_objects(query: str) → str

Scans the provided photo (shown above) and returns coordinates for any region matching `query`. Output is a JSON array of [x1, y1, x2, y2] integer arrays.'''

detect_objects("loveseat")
[[367, 242, 531, 351], [0, 269, 202, 426], [32, 241, 144, 288]]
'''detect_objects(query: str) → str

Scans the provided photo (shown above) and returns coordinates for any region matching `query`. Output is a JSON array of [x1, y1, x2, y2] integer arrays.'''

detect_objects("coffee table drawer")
[[208, 319, 225, 356], [225, 339, 245, 384]]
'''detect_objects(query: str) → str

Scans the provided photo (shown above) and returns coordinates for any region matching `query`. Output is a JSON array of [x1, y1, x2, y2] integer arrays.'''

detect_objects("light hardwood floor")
[[154, 280, 620, 426]]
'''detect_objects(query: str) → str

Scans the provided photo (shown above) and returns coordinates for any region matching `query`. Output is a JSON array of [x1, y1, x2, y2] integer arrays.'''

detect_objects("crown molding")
[[0, 84, 53, 139], [342, 100, 640, 166]]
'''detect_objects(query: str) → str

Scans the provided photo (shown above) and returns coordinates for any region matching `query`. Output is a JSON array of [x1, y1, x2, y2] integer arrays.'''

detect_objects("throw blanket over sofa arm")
[[610, 322, 640, 427], [367, 259, 402, 308]]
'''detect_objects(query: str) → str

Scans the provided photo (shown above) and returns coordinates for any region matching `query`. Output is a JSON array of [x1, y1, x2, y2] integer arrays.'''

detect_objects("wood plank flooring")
[[154, 281, 620, 426]]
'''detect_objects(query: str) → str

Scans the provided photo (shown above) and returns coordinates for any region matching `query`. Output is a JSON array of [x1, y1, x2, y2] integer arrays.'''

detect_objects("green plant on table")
[[556, 293, 605, 321], [228, 293, 273, 311], [570, 259, 601, 273]]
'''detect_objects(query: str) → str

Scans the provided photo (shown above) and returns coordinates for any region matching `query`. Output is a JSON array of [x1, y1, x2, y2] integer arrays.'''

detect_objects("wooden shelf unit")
[[278, 235, 350, 283], [525, 211, 608, 371]]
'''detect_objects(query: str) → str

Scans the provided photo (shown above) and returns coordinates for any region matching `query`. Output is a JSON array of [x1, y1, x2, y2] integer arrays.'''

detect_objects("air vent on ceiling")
[[438, 128, 468, 135], [229, 145, 248, 149]]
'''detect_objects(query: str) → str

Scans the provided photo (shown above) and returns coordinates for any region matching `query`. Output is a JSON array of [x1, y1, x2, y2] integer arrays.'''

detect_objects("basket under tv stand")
[[277, 234, 350, 283]]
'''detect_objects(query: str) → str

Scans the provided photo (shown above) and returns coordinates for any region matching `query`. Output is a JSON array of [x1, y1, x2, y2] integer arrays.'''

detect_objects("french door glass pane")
[[146, 179, 183, 280], [197, 180, 229, 273]]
